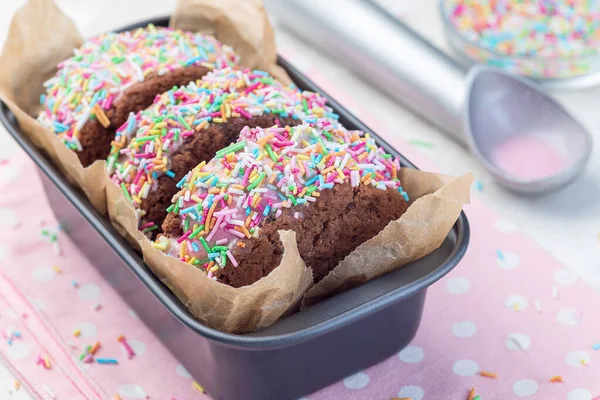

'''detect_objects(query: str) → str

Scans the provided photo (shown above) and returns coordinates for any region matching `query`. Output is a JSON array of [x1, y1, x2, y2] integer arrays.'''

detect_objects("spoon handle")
[[266, 0, 469, 145]]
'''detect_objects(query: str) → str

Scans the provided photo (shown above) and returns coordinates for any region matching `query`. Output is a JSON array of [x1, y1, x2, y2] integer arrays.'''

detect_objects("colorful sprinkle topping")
[[444, 0, 600, 78], [467, 387, 477, 400], [154, 123, 407, 279], [38, 24, 238, 152], [110, 67, 338, 226], [445, 0, 600, 58]]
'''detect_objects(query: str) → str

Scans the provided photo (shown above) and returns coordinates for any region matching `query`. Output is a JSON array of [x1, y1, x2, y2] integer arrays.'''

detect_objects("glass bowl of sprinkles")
[[440, 0, 600, 87]]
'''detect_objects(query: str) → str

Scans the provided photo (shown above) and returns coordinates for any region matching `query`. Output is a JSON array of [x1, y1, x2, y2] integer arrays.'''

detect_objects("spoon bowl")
[[465, 66, 593, 194]]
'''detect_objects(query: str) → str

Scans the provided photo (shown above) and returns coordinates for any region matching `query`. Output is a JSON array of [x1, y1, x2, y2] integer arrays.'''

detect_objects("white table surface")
[[0, 0, 598, 397]]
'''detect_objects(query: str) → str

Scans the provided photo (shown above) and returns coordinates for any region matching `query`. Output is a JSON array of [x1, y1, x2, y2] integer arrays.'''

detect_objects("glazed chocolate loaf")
[[38, 25, 238, 167], [110, 68, 337, 236], [154, 124, 410, 287]]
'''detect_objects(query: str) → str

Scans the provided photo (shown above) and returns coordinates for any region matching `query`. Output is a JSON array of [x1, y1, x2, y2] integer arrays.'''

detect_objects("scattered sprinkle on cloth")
[[1, 9, 600, 398], [0, 154, 208, 400]]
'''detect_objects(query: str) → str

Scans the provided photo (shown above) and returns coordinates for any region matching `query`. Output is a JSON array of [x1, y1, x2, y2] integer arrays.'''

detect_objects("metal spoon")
[[265, 0, 593, 194]]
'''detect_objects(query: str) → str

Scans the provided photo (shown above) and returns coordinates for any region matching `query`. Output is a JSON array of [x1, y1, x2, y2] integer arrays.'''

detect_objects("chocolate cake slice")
[[110, 68, 339, 235], [38, 24, 239, 166], [154, 123, 410, 287]]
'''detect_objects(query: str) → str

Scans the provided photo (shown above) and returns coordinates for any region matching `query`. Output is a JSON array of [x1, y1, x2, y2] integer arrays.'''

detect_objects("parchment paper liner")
[[302, 170, 472, 308], [108, 159, 471, 332], [171, 0, 292, 85], [142, 230, 313, 333], [0, 0, 291, 216]]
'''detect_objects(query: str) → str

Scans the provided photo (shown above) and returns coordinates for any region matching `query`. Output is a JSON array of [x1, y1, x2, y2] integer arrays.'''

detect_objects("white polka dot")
[[565, 350, 591, 367], [175, 364, 192, 379], [452, 360, 479, 376], [513, 379, 538, 397], [398, 345, 424, 363], [343, 372, 370, 390], [72, 322, 97, 338], [397, 385, 424, 400], [452, 321, 477, 338], [557, 308, 581, 325], [497, 252, 520, 270], [128, 309, 139, 319], [446, 277, 470, 294], [78, 284, 100, 301], [127, 339, 146, 356], [0, 246, 8, 260], [568, 388, 593, 400], [118, 384, 147, 399], [31, 265, 55, 282], [29, 298, 46, 311], [6, 343, 30, 360], [0, 166, 21, 184], [504, 295, 528, 311], [506, 333, 531, 351], [554, 269, 578, 286], [494, 219, 517, 233], [0, 142, 18, 159], [6, 309, 18, 320], [0, 208, 19, 228]]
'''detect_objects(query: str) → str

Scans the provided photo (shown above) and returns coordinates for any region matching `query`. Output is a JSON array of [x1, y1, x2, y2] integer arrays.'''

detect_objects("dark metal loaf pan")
[[0, 16, 470, 400]]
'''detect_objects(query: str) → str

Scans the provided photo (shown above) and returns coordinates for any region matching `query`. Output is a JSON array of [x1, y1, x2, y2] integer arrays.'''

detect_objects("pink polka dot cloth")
[[0, 35, 599, 400], [0, 154, 209, 400]]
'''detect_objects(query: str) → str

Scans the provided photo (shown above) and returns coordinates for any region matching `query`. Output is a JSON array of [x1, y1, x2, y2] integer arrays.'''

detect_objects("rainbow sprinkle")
[[446, 0, 600, 58], [40, 225, 61, 255], [467, 387, 476, 400], [37, 355, 51, 370], [5, 328, 21, 345], [408, 138, 434, 148], [110, 67, 338, 230], [96, 358, 119, 364], [118, 335, 136, 359], [38, 24, 238, 152], [444, 0, 600, 78], [192, 381, 205, 393], [479, 370, 497, 379], [90, 341, 101, 355], [154, 123, 406, 279]]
